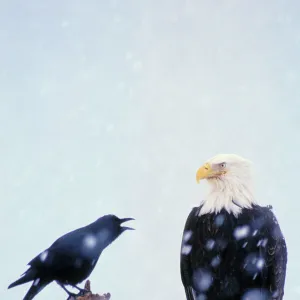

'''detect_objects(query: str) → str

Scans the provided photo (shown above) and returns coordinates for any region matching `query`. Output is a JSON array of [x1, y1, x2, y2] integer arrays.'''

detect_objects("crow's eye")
[[220, 162, 226, 169]]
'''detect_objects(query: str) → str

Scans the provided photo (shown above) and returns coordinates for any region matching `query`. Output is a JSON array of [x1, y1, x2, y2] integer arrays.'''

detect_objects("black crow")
[[8, 214, 134, 300]]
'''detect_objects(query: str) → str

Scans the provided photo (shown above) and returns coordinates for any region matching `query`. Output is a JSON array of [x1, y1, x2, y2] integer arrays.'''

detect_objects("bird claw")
[[77, 289, 90, 296], [66, 293, 78, 300], [66, 290, 89, 300]]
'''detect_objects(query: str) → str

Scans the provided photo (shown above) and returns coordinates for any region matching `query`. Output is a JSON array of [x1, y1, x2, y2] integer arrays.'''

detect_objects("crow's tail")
[[23, 278, 51, 300], [8, 268, 37, 289]]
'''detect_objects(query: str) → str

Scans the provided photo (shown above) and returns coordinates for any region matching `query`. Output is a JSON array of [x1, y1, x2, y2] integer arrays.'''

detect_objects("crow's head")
[[91, 214, 135, 246], [104, 214, 135, 233]]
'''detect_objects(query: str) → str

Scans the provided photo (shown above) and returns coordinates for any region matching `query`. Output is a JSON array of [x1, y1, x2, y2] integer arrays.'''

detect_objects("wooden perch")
[[68, 280, 111, 300]]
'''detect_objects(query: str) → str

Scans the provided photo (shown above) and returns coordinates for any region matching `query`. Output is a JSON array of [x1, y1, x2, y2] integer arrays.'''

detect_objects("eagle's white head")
[[196, 154, 256, 216]]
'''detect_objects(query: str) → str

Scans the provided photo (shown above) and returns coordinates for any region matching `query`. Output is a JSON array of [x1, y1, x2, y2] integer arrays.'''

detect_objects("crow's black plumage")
[[8, 214, 134, 300]]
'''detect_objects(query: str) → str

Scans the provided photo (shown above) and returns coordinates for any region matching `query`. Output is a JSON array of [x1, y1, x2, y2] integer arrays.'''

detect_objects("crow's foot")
[[76, 288, 90, 297], [65, 289, 91, 299], [66, 292, 78, 300], [71, 284, 90, 296]]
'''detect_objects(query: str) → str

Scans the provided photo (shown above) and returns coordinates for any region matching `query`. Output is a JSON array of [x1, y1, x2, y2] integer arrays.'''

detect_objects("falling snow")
[[181, 245, 192, 255], [233, 225, 250, 240], [132, 61, 143, 72], [243, 253, 266, 275], [3, 2, 295, 300], [256, 258, 265, 270], [211, 256, 221, 268], [272, 290, 280, 298], [61, 21, 70, 28], [183, 230, 193, 242], [214, 214, 225, 227], [257, 238, 268, 247], [205, 239, 215, 251], [241, 288, 269, 300], [33, 278, 40, 286], [196, 294, 207, 300], [39, 251, 48, 262], [193, 268, 213, 292], [83, 235, 97, 249]]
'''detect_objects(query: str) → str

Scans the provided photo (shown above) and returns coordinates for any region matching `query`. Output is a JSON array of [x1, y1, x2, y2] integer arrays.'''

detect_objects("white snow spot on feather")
[[256, 258, 265, 270], [233, 225, 250, 240], [214, 214, 225, 227], [211, 256, 221, 268], [83, 235, 97, 249], [183, 230, 193, 242], [257, 238, 268, 247], [242, 288, 269, 299], [272, 290, 279, 297], [205, 239, 215, 250], [244, 254, 265, 275], [33, 278, 40, 286], [181, 245, 192, 255], [242, 242, 248, 248], [192, 268, 213, 292], [39, 251, 48, 262], [252, 230, 258, 236]]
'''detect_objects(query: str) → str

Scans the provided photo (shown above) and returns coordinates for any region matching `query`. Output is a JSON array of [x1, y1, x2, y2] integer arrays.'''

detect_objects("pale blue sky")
[[1, 1, 300, 299]]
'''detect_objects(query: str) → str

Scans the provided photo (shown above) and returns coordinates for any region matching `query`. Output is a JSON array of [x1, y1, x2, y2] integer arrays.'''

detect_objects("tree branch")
[[68, 280, 111, 300]]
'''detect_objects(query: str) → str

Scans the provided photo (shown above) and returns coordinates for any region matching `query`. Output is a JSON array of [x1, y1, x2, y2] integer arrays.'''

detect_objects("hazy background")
[[1, 0, 299, 299]]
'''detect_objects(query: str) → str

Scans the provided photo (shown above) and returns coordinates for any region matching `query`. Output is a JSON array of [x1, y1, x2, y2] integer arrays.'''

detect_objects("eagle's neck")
[[199, 176, 256, 217]]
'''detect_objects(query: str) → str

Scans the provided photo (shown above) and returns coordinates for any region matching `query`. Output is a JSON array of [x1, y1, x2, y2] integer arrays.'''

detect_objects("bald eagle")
[[180, 154, 287, 300]]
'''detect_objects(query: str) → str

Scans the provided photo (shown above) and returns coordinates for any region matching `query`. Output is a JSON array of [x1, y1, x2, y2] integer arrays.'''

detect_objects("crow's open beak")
[[120, 217, 135, 231]]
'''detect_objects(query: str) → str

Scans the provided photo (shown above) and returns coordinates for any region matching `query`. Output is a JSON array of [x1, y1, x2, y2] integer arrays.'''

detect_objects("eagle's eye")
[[220, 162, 226, 169]]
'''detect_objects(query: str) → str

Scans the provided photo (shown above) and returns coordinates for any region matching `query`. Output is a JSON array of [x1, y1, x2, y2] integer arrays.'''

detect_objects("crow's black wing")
[[50, 226, 88, 249], [28, 230, 89, 269]]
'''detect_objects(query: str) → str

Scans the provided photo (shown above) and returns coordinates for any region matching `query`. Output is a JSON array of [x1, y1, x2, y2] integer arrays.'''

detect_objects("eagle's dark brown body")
[[180, 205, 287, 300]]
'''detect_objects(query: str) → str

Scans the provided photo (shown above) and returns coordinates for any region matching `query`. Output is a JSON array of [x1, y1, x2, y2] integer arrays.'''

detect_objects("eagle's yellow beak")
[[196, 163, 213, 183]]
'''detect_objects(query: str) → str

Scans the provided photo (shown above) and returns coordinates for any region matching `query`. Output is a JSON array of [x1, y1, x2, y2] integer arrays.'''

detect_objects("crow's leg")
[[70, 284, 90, 296], [56, 281, 77, 299]]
